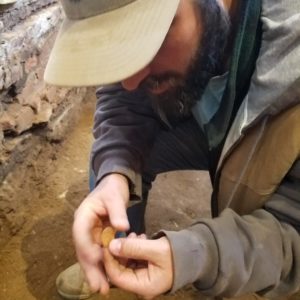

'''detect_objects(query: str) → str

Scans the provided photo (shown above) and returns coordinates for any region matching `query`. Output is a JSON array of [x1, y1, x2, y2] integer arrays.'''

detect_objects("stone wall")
[[0, 0, 88, 182]]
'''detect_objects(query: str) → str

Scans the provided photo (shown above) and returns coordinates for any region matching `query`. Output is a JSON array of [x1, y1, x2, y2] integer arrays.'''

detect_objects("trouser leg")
[[127, 116, 210, 234]]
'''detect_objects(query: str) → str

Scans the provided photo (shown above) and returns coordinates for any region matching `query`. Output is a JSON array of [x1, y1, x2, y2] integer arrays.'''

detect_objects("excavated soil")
[[0, 95, 212, 300]]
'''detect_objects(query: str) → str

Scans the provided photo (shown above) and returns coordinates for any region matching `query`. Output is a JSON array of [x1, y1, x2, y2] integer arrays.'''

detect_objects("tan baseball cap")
[[44, 0, 180, 87]]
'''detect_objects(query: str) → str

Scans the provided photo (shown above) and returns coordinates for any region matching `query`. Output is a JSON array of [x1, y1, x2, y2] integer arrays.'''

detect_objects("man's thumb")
[[106, 200, 130, 231], [109, 238, 157, 261]]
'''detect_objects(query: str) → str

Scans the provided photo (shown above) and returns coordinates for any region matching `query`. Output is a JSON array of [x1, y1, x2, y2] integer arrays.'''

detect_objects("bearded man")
[[44, 0, 300, 299]]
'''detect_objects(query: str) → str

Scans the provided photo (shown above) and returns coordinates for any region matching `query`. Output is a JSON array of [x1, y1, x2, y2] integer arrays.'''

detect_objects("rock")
[[44, 85, 69, 107], [34, 100, 52, 124], [18, 92, 41, 113], [15, 106, 35, 134], [0, 111, 17, 132], [17, 72, 41, 110], [6, 103, 35, 134]]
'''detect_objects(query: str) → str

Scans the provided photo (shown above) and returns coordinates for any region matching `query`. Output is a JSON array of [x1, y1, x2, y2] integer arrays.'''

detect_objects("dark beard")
[[148, 1, 231, 125]]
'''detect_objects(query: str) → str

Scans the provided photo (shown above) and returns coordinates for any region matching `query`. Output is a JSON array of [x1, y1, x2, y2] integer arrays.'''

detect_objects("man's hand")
[[72, 173, 130, 294], [103, 236, 174, 299]]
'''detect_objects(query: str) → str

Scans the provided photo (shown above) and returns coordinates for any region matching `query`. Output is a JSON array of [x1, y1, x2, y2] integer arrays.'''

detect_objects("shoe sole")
[[57, 289, 94, 300]]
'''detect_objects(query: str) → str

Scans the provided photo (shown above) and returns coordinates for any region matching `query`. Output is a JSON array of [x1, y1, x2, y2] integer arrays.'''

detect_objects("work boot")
[[56, 263, 94, 299]]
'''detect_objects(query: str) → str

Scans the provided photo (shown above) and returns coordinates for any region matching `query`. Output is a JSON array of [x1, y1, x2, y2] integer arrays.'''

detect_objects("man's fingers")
[[104, 238, 173, 298], [84, 263, 110, 294], [103, 248, 144, 293], [139, 233, 147, 239], [109, 238, 162, 262], [96, 173, 130, 231], [72, 204, 110, 293], [73, 199, 106, 252], [128, 232, 137, 238], [71, 173, 132, 295]]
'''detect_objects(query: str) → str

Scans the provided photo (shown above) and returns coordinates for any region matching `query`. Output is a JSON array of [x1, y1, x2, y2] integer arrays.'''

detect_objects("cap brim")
[[0, 0, 16, 4], [44, 0, 180, 87]]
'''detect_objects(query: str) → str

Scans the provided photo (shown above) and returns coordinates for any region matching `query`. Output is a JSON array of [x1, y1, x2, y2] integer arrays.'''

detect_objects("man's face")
[[122, 0, 230, 116]]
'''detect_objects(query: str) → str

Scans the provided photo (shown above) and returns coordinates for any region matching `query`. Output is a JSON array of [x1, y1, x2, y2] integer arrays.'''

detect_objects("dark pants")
[[90, 116, 209, 234]]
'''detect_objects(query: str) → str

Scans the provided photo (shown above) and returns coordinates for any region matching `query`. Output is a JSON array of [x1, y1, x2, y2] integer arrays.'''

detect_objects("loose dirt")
[[0, 95, 212, 300]]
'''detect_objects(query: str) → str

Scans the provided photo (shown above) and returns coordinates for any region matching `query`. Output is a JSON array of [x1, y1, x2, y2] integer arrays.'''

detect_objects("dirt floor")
[[0, 96, 213, 300]]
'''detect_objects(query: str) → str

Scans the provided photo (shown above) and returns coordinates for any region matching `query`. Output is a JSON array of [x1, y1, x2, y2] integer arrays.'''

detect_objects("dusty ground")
[[0, 96, 213, 300]]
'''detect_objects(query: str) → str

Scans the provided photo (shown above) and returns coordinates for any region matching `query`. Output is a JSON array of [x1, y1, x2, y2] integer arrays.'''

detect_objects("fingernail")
[[109, 239, 121, 254]]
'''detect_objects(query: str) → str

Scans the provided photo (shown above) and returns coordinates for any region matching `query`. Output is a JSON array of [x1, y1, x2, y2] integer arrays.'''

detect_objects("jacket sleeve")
[[159, 160, 300, 298], [91, 84, 159, 198]]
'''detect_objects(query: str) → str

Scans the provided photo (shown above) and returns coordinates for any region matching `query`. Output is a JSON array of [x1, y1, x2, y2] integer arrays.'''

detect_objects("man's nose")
[[121, 66, 151, 91]]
